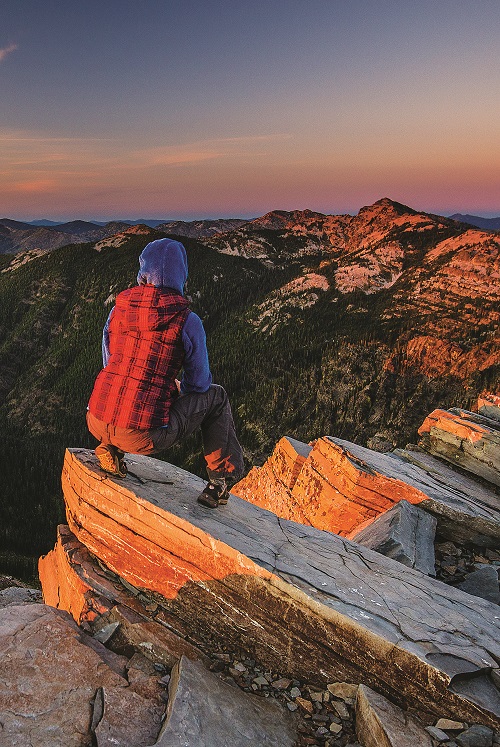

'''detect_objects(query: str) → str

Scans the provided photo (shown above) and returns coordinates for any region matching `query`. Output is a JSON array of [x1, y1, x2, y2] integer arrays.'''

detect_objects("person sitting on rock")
[[86, 237, 245, 508]]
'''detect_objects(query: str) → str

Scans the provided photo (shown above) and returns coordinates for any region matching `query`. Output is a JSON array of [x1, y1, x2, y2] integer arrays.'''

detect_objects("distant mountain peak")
[[449, 214, 500, 231], [363, 198, 417, 216]]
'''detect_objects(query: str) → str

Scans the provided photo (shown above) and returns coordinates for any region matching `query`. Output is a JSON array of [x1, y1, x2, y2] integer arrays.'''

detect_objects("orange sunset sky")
[[1, 0, 499, 221]]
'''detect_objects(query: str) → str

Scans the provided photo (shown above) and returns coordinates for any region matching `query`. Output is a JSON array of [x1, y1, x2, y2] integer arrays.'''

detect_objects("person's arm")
[[180, 313, 212, 393], [102, 308, 114, 367]]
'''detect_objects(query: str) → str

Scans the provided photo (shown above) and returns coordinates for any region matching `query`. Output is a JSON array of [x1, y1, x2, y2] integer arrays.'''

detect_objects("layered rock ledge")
[[233, 434, 500, 546], [40, 448, 500, 728]]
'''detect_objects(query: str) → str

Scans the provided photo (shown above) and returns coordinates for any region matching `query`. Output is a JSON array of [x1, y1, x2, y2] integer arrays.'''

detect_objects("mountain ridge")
[[0, 197, 497, 579], [449, 213, 500, 231]]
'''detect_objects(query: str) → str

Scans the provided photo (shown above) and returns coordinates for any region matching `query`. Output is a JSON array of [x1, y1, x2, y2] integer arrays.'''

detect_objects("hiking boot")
[[96, 445, 127, 478], [197, 480, 229, 508]]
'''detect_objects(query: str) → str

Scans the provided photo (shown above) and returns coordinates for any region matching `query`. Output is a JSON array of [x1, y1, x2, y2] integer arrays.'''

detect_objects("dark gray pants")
[[87, 384, 244, 482]]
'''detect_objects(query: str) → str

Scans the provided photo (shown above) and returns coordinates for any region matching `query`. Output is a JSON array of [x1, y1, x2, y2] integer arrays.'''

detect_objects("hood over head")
[[137, 238, 188, 294]]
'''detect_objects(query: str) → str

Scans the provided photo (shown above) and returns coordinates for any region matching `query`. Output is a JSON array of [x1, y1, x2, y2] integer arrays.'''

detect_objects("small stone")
[[316, 726, 330, 737], [159, 674, 171, 686], [329, 722, 343, 734], [332, 700, 350, 719], [153, 662, 167, 673], [145, 602, 158, 612], [295, 697, 314, 714], [233, 661, 247, 672], [251, 683, 259, 691], [426, 725, 451, 741], [287, 702, 298, 712], [310, 690, 323, 703], [436, 719, 467, 731], [312, 714, 329, 723], [290, 686, 302, 698], [253, 675, 269, 687], [327, 682, 358, 702], [272, 677, 292, 690], [93, 622, 120, 644], [437, 542, 459, 555], [214, 652, 231, 662], [456, 725, 494, 747]]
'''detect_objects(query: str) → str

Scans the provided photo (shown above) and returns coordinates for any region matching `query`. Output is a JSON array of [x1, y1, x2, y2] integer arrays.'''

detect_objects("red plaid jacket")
[[88, 285, 190, 429]]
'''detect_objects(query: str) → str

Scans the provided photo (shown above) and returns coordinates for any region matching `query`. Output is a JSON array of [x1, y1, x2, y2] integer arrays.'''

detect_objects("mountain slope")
[[0, 219, 132, 255], [0, 198, 498, 579]]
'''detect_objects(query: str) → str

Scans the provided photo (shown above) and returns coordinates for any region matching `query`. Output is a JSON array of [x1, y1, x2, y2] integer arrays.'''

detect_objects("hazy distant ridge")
[[449, 213, 500, 231]]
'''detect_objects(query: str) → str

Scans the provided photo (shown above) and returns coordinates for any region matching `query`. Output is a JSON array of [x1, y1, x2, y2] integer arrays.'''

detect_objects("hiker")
[[86, 237, 245, 508]]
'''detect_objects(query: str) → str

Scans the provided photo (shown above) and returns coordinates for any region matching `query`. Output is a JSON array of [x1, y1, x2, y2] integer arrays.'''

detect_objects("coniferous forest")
[[0, 215, 497, 581]]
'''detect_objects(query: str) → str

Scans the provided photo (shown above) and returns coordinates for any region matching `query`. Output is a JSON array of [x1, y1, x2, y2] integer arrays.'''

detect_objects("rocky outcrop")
[[39, 448, 500, 728], [0, 603, 165, 747], [233, 433, 500, 546], [418, 407, 500, 486]]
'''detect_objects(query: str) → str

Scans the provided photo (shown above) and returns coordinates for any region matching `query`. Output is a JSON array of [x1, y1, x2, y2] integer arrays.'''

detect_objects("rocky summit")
[[2, 393, 498, 745]]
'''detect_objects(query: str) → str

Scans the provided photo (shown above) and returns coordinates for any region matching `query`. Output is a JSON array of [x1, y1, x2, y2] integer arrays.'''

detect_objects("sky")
[[1, 0, 500, 221]]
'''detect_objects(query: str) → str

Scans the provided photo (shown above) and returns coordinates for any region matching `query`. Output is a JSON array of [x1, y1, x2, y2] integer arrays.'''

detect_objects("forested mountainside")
[[0, 198, 498, 579]]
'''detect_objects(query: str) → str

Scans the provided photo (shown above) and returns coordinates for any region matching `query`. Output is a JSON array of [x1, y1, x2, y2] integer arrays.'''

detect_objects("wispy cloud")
[[0, 43, 18, 62], [134, 134, 293, 168]]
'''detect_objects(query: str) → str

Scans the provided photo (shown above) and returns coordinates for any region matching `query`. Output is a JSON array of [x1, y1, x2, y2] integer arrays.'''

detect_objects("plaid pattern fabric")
[[88, 285, 190, 429]]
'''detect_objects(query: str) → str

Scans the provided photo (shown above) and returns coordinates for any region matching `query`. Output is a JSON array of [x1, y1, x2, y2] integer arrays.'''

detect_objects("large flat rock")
[[156, 655, 297, 746], [0, 603, 164, 747], [51, 448, 500, 727]]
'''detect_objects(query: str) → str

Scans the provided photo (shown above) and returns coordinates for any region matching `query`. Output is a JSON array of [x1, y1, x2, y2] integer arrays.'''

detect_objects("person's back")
[[89, 284, 189, 429], [87, 237, 244, 508]]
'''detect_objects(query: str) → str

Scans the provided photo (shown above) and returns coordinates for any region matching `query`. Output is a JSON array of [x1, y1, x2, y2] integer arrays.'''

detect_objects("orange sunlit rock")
[[61, 449, 272, 600], [418, 409, 488, 443], [232, 437, 311, 522], [234, 436, 431, 536], [38, 525, 110, 623]]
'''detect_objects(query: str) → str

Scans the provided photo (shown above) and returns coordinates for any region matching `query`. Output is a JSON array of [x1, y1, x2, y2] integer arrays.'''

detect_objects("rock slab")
[[155, 655, 297, 746], [418, 408, 500, 487], [0, 603, 164, 747], [350, 499, 437, 575], [355, 684, 433, 747], [50, 448, 500, 727]]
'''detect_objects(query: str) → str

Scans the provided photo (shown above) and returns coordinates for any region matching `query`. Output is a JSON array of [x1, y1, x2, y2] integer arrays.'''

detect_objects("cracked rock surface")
[[0, 603, 164, 747], [54, 449, 500, 727]]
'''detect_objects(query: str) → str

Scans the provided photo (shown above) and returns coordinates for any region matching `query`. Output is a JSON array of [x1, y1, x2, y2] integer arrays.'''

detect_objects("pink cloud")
[[13, 179, 57, 193], [0, 43, 18, 62]]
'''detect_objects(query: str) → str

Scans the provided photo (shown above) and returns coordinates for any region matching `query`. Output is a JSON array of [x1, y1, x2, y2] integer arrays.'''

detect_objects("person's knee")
[[210, 384, 228, 406]]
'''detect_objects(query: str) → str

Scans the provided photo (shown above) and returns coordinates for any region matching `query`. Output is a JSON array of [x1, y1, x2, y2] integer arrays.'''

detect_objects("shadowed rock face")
[[157, 656, 297, 747], [39, 447, 500, 728]]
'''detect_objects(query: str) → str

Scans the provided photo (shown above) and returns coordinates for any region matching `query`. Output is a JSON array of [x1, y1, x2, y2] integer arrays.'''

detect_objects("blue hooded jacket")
[[102, 237, 212, 396]]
